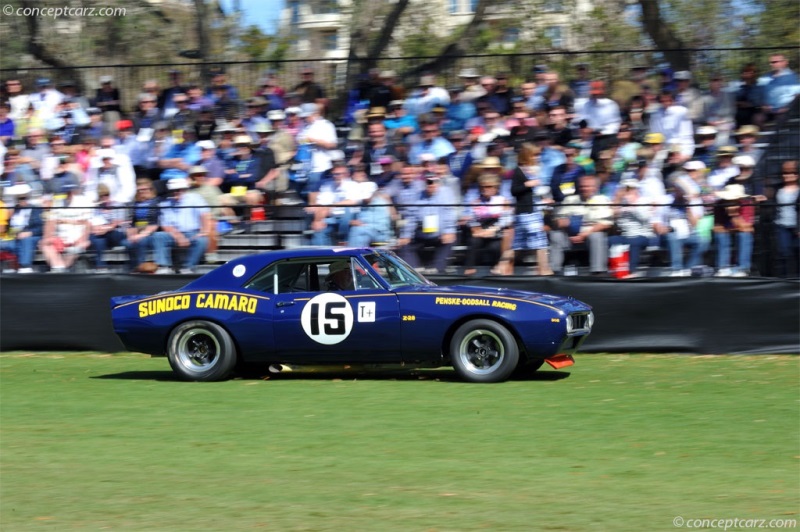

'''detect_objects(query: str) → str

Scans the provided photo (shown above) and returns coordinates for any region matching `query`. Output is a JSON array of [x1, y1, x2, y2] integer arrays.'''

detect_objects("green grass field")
[[1, 353, 798, 531]]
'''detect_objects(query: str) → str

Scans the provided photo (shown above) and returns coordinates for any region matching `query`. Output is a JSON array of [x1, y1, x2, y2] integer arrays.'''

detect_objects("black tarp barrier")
[[1, 275, 798, 354]]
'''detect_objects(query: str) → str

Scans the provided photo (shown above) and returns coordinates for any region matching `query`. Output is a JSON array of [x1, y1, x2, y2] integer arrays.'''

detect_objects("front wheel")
[[167, 320, 237, 381], [450, 319, 519, 383]]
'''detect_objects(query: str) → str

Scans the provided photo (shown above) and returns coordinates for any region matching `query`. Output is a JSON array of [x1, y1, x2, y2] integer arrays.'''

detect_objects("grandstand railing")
[[5, 199, 797, 278]]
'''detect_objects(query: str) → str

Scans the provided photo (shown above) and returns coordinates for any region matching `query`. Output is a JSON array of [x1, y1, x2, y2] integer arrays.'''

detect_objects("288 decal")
[[300, 293, 354, 345]]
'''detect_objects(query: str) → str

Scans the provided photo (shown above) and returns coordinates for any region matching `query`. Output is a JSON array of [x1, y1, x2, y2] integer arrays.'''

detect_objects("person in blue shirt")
[[445, 130, 475, 181], [220, 135, 265, 223], [158, 129, 201, 182], [383, 100, 418, 140], [408, 117, 455, 165], [550, 142, 587, 203], [763, 54, 800, 121], [396, 174, 458, 274], [0, 102, 15, 144], [442, 88, 477, 134]]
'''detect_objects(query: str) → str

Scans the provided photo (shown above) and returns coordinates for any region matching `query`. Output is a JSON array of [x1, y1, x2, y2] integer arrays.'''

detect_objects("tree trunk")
[[638, 0, 691, 71], [194, 0, 212, 84], [19, 0, 82, 84], [400, 0, 491, 82]]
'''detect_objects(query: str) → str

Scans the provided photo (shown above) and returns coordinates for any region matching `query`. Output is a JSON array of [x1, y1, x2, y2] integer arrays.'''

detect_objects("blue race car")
[[111, 248, 594, 383]]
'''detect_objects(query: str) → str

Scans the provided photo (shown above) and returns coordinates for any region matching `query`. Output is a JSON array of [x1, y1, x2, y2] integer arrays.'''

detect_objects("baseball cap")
[[644, 132, 665, 144], [299, 103, 318, 117], [696, 126, 718, 136], [683, 160, 707, 171], [267, 110, 286, 121], [189, 165, 208, 175], [167, 177, 190, 190], [735, 125, 759, 137], [196, 140, 216, 150], [253, 122, 274, 134]]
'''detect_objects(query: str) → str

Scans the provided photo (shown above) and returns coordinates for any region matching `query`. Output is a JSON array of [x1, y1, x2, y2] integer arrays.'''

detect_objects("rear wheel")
[[167, 321, 237, 381], [450, 319, 519, 383]]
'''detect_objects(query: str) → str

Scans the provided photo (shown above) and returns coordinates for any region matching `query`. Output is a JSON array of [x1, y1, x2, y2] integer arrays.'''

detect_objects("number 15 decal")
[[300, 293, 354, 345]]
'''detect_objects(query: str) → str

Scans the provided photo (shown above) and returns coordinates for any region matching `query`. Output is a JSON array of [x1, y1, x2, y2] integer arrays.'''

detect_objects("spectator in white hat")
[[0, 184, 43, 273], [266, 109, 297, 170], [662, 175, 709, 276], [195, 140, 225, 186], [673, 71, 703, 122], [404, 74, 450, 119], [713, 183, 753, 277], [153, 177, 210, 274], [729, 155, 766, 202], [699, 73, 735, 143], [296, 102, 338, 204]]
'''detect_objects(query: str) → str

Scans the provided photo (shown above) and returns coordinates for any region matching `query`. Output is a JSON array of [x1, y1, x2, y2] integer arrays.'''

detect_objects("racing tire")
[[450, 319, 519, 383], [167, 320, 237, 382]]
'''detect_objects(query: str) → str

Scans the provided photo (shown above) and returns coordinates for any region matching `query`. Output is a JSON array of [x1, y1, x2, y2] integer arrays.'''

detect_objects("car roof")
[[182, 248, 376, 290]]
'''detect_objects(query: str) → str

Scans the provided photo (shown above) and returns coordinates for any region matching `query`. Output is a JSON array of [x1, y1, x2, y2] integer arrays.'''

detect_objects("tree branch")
[[401, 0, 492, 81], [365, 0, 411, 63]]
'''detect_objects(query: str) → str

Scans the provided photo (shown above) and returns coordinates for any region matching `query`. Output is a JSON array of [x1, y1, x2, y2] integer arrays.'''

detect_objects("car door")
[[271, 257, 401, 363]]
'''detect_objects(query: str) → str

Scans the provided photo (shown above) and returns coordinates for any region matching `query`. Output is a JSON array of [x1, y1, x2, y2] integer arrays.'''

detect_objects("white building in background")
[[278, 0, 596, 61]]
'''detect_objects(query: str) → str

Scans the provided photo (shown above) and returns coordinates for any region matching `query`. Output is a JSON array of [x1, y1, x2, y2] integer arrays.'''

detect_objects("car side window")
[[245, 261, 320, 294], [246, 258, 382, 294]]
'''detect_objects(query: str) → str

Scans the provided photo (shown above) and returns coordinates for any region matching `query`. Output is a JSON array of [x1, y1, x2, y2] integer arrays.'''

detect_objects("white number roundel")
[[300, 293, 354, 345]]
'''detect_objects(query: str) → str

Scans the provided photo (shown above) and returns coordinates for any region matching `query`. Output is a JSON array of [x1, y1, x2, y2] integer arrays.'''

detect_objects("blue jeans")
[[153, 230, 208, 270], [715, 231, 753, 272], [666, 232, 709, 270], [311, 211, 355, 246], [348, 224, 391, 247], [90, 230, 127, 268], [125, 234, 156, 270], [774, 225, 799, 278], [294, 170, 327, 202], [1, 236, 41, 267]]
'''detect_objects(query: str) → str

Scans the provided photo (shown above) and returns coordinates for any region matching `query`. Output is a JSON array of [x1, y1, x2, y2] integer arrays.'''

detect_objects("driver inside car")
[[325, 261, 354, 291]]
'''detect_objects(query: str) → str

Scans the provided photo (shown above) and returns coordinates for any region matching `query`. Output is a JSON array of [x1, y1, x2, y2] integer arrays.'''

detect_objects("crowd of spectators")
[[0, 55, 798, 277]]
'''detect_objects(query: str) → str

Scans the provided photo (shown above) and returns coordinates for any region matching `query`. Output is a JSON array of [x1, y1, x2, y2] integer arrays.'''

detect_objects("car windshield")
[[362, 250, 434, 288]]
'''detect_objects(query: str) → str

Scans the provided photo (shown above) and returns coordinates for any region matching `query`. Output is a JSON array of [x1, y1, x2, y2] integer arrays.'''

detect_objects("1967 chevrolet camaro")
[[111, 248, 594, 383]]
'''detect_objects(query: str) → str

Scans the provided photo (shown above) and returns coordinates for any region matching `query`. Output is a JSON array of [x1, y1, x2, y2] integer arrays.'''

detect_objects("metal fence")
[[5, 200, 798, 278], [2, 47, 798, 116]]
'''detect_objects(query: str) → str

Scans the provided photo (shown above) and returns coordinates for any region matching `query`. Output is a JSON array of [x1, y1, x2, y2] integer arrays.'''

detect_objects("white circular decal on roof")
[[232, 264, 246, 278], [300, 293, 353, 345]]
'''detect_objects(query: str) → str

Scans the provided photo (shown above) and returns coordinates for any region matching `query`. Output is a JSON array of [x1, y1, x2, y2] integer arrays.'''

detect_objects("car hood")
[[394, 284, 591, 313]]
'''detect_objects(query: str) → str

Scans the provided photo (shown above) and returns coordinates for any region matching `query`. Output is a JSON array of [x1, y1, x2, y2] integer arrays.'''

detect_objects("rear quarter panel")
[[111, 290, 273, 357]]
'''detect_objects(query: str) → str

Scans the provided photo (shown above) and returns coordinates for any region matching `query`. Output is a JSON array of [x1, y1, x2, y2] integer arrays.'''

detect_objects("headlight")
[[566, 312, 592, 334]]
